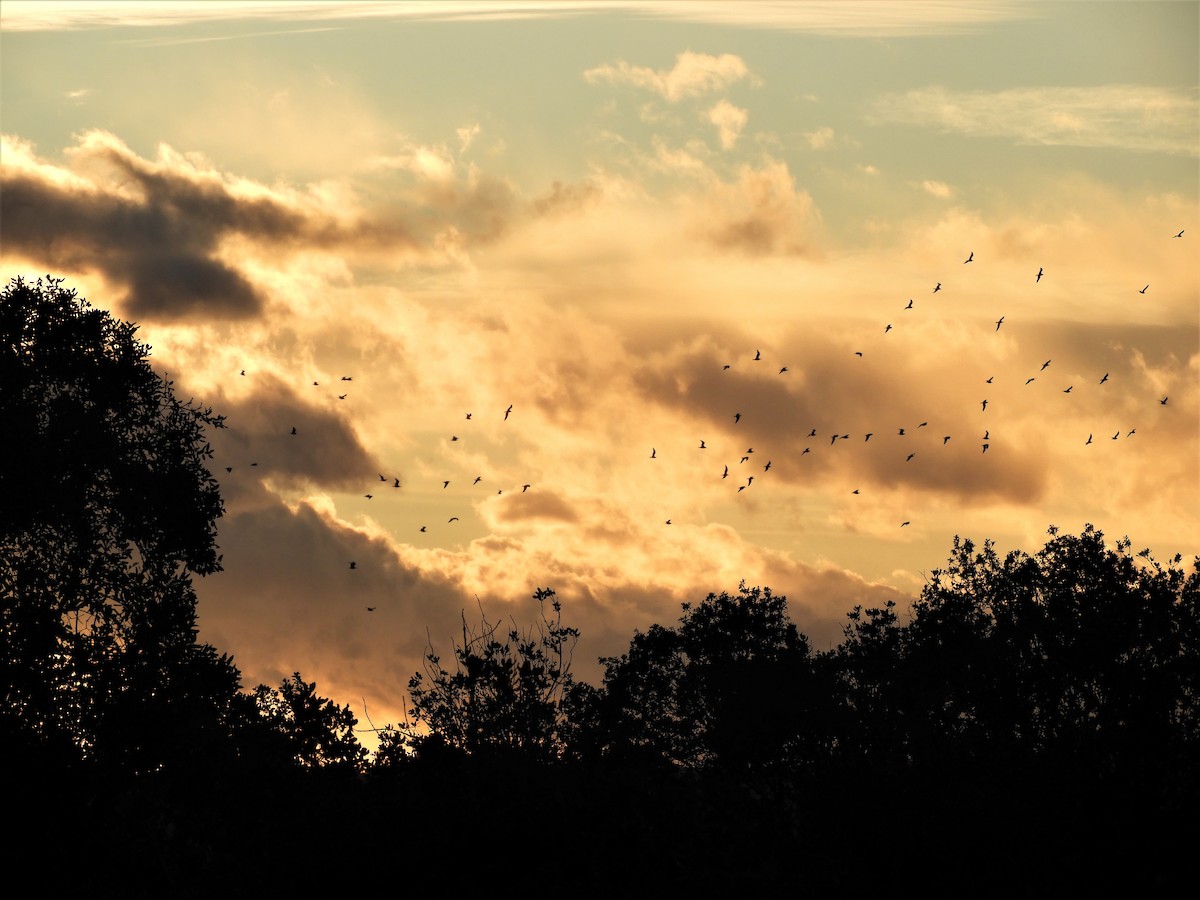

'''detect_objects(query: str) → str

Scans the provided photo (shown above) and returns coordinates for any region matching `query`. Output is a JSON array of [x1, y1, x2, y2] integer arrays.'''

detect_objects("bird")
[[779, 366, 788, 374], [995, 316, 1005, 331], [699, 440, 706, 449], [349, 562, 357, 570], [448, 517, 459, 522], [1160, 396, 1168, 405], [465, 413, 472, 419], [905, 299, 913, 310], [379, 474, 386, 482], [723, 364, 731, 370], [364, 494, 373, 500], [906, 453, 915, 461], [443, 480, 450, 489], [250, 462, 258, 467], [722, 465, 729, 479], [1127, 429, 1136, 436], [986, 376, 993, 383], [240, 369, 245, 376], [852, 489, 860, 495], [802, 447, 810, 455], [983, 430, 990, 440], [740, 455, 750, 463], [225, 467, 232, 473], [734, 413, 742, 423], [1111, 432, 1119, 440], [1086, 434, 1093, 445], [918, 422, 928, 428], [901, 521, 911, 527], [885, 324, 892, 333], [1174, 229, 1184, 238], [738, 485, 746, 492], [982, 444, 989, 453], [830, 435, 839, 445], [865, 433, 874, 441], [522, 484, 531, 492], [341, 376, 352, 381], [1026, 378, 1035, 385], [747, 476, 754, 486], [473, 476, 482, 484], [419, 526, 427, 532], [1140, 285, 1149, 294], [898, 428, 906, 436], [1100, 373, 1109, 384], [338, 394, 347, 400], [1036, 267, 1044, 283], [964, 251, 974, 263], [504, 404, 513, 420], [1063, 386, 1073, 393], [650, 448, 656, 459], [754, 349, 761, 360], [1041, 360, 1051, 370], [855, 351, 863, 357], [290, 427, 297, 435], [451, 435, 458, 441], [943, 436, 950, 444], [313, 381, 319, 386], [366, 607, 376, 612], [666, 519, 672, 524], [981, 399, 988, 411], [763, 460, 772, 472], [933, 283, 942, 293], [393, 478, 400, 488], [809, 428, 817, 437]]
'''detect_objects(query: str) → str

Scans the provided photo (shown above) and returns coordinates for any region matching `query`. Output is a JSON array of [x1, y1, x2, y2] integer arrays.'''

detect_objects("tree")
[[401, 587, 586, 762], [245, 673, 366, 772], [0, 275, 231, 772], [598, 582, 812, 769]]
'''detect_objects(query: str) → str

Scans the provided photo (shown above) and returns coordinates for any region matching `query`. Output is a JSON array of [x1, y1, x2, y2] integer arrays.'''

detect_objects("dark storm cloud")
[[207, 376, 384, 494], [0, 172, 267, 318]]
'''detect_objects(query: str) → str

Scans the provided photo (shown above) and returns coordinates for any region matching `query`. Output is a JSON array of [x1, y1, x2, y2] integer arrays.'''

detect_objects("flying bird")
[[650, 448, 656, 458], [366, 607, 376, 612], [722, 465, 729, 479], [898, 428, 906, 436], [225, 467, 232, 473], [465, 413, 472, 419], [699, 440, 706, 449], [981, 399, 988, 411], [901, 521, 911, 527], [1111, 432, 1119, 440], [1174, 229, 1184, 238], [290, 427, 297, 435], [420, 526, 427, 533], [905, 299, 913, 309], [1036, 267, 1044, 282], [1063, 386, 1073, 393], [341, 376, 352, 381], [779, 366, 788, 374], [473, 476, 482, 484], [1041, 359, 1051, 370], [1086, 434, 1093, 445], [918, 422, 928, 428], [865, 433, 873, 441], [830, 435, 839, 445], [393, 478, 400, 488], [379, 474, 386, 482], [338, 394, 347, 400], [983, 430, 990, 440], [982, 444, 989, 453], [747, 476, 755, 486], [364, 494, 373, 500], [1140, 285, 1149, 294], [995, 317, 1005, 331], [855, 351, 863, 357], [933, 283, 942, 293], [1026, 378, 1036, 385], [763, 460, 772, 472], [349, 562, 357, 570], [1100, 373, 1109, 384], [906, 453, 915, 462], [522, 484, 531, 491], [754, 349, 761, 360], [802, 447, 810, 455], [809, 428, 817, 437], [852, 489, 860, 495], [504, 404, 513, 420], [448, 517, 459, 522], [964, 251, 974, 263], [723, 364, 731, 370], [986, 376, 993, 384], [665, 519, 672, 525], [451, 435, 458, 441], [734, 413, 742, 423], [1127, 429, 1136, 437], [943, 436, 951, 444], [1160, 396, 1168, 405], [240, 369, 245, 376], [443, 481, 450, 489], [885, 324, 892, 333]]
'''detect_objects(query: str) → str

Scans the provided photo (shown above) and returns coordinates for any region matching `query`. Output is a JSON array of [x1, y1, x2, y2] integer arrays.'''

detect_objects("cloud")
[[707, 100, 749, 149], [921, 179, 953, 199], [804, 126, 836, 149], [872, 85, 1200, 155], [584, 51, 752, 102], [691, 159, 820, 255]]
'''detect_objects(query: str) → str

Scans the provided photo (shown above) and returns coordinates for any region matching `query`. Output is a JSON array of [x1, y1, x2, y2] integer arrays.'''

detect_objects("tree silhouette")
[[0, 276, 232, 772], [401, 587, 586, 762]]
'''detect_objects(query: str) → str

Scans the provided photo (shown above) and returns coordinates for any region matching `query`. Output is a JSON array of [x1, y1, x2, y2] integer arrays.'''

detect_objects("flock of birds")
[[646, 235, 1182, 528], [211, 231, 1182, 597]]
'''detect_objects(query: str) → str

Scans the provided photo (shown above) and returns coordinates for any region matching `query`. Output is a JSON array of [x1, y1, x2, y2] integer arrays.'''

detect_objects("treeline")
[[4, 277, 1197, 894]]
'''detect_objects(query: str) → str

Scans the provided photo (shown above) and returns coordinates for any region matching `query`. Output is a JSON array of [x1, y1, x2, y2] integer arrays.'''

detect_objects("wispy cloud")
[[707, 100, 749, 150], [584, 52, 753, 102], [872, 85, 1200, 156]]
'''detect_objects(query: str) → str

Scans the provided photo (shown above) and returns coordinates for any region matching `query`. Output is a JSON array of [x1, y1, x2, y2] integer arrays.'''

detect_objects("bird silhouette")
[[763, 460, 772, 472], [933, 283, 942, 293], [465, 413, 472, 419], [901, 521, 911, 527], [982, 444, 989, 453], [855, 351, 863, 357], [1111, 432, 1119, 440], [379, 474, 386, 482], [473, 476, 482, 484], [982, 399, 988, 411], [905, 299, 913, 310], [779, 366, 788, 374], [393, 478, 400, 488], [364, 494, 373, 500], [699, 440, 706, 449], [522, 484, 531, 491], [1160, 396, 1168, 405], [809, 428, 817, 437], [734, 413, 742, 423], [449, 517, 459, 522], [341, 376, 352, 381], [906, 453, 915, 462], [443, 480, 450, 489], [290, 427, 297, 435], [852, 489, 860, 495], [885, 324, 892, 333], [1042, 359, 1051, 370], [1063, 386, 1073, 393], [723, 364, 731, 370], [754, 349, 761, 360], [1100, 373, 1109, 384], [898, 428, 906, 435], [986, 376, 993, 383], [995, 317, 1004, 331], [225, 467, 232, 473], [666, 519, 672, 524], [722, 465, 729, 478], [983, 430, 990, 440], [964, 251, 973, 263], [240, 369, 245, 376], [1036, 267, 1044, 282], [1086, 434, 1093, 445], [943, 436, 950, 444], [420, 526, 427, 532], [747, 476, 755, 485], [1140, 285, 1149, 294], [504, 404, 513, 419], [830, 435, 839, 445], [338, 394, 347, 400], [451, 435, 458, 441], [349, 562, 357, 570], [1174, 229, 1184, 238], [865, 433, 873, 441], [1026, 378, 1035, 385], [1127, 429, 1136, 436], [802, 447, 810, 455], [650, 448, 656, 459], [366, 606, 376, 612], [918, 422, 928, 428]]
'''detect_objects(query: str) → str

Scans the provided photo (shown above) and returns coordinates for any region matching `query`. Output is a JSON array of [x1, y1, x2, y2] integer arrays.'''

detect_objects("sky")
[[3, 1, 1197, 747]]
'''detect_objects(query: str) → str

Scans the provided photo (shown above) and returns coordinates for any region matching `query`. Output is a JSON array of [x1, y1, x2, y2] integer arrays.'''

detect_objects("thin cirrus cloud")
[[872, 85, 1200, 156], [584, 51, 753, 102]]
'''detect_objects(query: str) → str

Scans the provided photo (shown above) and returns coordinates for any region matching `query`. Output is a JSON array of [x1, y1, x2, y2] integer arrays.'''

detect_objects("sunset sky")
[[3, 1, 1197, 745]]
